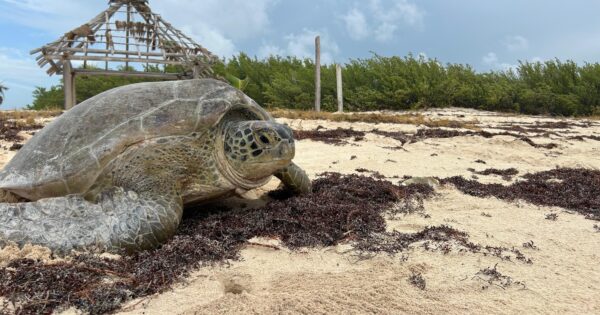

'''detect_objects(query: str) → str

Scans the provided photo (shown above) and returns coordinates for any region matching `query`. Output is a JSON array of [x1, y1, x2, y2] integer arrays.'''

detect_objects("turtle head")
[[223, 121, 295, 180]]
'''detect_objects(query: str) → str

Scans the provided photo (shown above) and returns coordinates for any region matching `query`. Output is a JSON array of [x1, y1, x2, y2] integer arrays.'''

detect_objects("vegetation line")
[[25, 53, 600, 117]]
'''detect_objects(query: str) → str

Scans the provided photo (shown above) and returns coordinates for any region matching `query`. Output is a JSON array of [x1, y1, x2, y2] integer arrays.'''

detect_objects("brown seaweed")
[[293, 128, 365, 145], [0, 174, 435, 314], [443, 168, 600, 221]]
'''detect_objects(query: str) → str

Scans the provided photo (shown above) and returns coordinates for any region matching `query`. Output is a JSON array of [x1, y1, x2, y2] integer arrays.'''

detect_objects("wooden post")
[[105, 11, 110, 70], [314, 35, 321, 112], [63, 60, 75, 110], [192, 65, 201, 79], [336, 64, 343, 113], [71, 71, 77, 106], [125, 2, 131, 70]]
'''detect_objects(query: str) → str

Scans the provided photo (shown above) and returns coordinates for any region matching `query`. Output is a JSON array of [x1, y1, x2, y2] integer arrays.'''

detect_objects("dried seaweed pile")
[[474, 168, 519, 177], [370, 129, 411, 146], [0, 173, 441, 314], [497, 120, 593, 131], [0, 119, 42, 143], [469, 168, 519, 181], [473, 264, 526, 290], [568, 135, 600, 142], [355, 168, 386, 179], [493, 125, 561, 136], [354, 225, 531, 264], [364, 128, 558, 149], [294, 126, 560, 149], [410, 129, 558, 149], [443, 168, 600, 220], [532, 121, 592, 129], [293, 128, 365, 145]]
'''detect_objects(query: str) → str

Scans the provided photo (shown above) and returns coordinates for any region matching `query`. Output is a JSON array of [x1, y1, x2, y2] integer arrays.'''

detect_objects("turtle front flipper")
[[0, 187, 182, 253], [275, 162, 312, 194]]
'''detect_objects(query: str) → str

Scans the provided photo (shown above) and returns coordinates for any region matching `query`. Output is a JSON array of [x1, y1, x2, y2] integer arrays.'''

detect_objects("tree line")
[[27, 53, 600, 116]]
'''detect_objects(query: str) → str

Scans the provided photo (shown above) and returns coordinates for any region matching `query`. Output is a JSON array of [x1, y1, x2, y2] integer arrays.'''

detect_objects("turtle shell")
[[0, 79, 271, 200]]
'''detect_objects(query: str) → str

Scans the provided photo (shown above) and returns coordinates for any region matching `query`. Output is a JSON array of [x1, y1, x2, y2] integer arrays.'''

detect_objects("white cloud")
[[504, 35, 529, 52], [342, 8, 369, 40], [531, 56, 545, 63], [482, 52, 517, 72], [0, 49, 52, 89], [258, 29, 340, 64], [340, 0, 424, 42], [482, 52, 499, 65], [2, 0, 66, 13], [257, 44, 285, 58], [0, 0, 102, 33], [151, 0, 278, 41], [370, 0, 424, 42], [369, 0, 424, 27], [179, 25, 236, 58], [0, 47, 60, 108], [374, 23, 398, 42]]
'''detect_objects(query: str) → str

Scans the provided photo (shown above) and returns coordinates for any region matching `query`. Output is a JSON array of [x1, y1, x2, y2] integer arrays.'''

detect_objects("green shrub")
[[28, 54, 600, 116]]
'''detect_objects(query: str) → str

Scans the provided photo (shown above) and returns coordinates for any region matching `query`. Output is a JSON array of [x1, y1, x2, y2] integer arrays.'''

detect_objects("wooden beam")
[[73, 68, 183, 79], [44, 55, 184, 65], [314, 35, 321, 112], [47, 47, 187, 58], [47, 59, 61, 74]]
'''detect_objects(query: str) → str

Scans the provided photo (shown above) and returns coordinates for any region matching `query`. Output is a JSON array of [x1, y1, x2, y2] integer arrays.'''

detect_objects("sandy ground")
[[2, 108, 600, 314]]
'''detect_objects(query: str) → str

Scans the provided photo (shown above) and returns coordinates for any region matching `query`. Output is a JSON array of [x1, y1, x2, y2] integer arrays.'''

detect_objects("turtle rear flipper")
[[275, 162, 312, 194], [0, 187, 183, 253], [0, 190, 26, 203]]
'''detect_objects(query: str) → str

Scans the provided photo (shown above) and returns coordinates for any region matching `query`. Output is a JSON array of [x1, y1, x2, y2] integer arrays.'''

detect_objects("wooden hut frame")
[[30, 0, 217, 109]]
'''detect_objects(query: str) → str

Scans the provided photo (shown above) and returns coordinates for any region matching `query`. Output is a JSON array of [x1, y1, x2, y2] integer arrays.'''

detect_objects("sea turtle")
[[0, 79, 311, 253]]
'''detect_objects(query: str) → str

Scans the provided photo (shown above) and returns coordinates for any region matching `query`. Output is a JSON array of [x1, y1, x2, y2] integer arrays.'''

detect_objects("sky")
[[1, 0, 600, 108]]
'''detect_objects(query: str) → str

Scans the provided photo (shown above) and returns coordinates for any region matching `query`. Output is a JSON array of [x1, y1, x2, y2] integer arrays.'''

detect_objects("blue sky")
[[1, 0, 600, 108]]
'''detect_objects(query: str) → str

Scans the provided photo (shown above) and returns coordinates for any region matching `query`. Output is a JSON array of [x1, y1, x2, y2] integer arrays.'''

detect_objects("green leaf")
[[225, 73, 250, 91]]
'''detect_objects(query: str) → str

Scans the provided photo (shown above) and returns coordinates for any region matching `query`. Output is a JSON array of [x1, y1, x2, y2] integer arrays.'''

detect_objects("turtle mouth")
[[247, 158, 293, 165]]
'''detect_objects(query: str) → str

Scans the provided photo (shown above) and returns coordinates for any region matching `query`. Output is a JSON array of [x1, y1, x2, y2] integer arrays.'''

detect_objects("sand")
[[1, 108, 599, 314]]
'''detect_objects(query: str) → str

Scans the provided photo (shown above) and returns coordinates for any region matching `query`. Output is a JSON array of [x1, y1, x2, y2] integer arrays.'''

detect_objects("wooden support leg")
[[71, 72, 77, 107], [63, 61, 74, 110], [192, 65, 200, 79]]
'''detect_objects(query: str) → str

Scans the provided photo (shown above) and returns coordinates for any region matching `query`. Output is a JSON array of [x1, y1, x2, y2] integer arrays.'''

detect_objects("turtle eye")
[[256, 131, 273, 146], [259, 134, 270, 144]]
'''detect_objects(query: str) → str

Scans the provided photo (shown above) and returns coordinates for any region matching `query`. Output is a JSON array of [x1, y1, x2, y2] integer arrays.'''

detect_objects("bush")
[[29, 54, 600, 116]]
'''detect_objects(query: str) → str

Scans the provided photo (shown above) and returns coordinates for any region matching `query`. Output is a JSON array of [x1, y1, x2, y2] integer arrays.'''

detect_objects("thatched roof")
[[31, 0, 216, 77]]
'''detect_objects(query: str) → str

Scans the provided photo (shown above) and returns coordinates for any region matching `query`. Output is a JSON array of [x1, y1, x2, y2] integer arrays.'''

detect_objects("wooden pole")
[[125, 2, 131, 70], [43, 54, 183, 65], [63, 60, 75, 110], [71, 71, 77, 107], [83, 42, 88, 69], [192, 64, 200, 79], [105, 11, 110, 70], [336, 64, 343, 113], [314, 35, 321, 112]]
